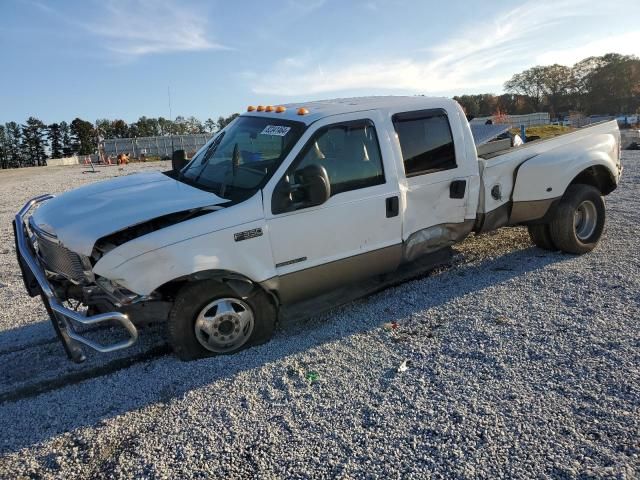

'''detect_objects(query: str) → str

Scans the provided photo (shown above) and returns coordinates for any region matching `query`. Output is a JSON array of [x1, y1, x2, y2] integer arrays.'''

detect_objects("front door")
[[264, 112, 402, 304]]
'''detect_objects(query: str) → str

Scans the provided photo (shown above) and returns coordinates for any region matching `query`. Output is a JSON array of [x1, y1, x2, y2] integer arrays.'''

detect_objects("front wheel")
[[549, 184, 605, 254], [167, 280, 276, 361]]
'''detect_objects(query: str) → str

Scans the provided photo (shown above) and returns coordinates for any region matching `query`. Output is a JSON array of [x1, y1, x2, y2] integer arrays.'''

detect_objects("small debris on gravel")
[[397, 359, 411, 372], [0, 155, 639, 478]]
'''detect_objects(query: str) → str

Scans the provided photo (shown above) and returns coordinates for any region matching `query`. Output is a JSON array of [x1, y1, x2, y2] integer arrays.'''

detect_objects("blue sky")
[[1, 0, 639, 124]]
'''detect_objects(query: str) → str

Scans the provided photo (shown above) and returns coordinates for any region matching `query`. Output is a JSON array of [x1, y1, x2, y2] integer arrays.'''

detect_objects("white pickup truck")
[[14, 97, 622, 362]]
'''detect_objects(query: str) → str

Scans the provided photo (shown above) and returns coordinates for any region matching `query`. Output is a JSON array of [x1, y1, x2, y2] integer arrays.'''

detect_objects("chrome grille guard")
[[14, 195, 139, 362]]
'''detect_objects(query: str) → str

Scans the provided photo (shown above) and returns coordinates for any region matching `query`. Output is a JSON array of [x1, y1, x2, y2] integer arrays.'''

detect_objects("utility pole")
[[168, 86, 174, 155]]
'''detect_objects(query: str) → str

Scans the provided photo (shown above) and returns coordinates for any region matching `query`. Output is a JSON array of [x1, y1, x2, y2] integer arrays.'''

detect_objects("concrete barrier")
[[46, 156, 80, 166]]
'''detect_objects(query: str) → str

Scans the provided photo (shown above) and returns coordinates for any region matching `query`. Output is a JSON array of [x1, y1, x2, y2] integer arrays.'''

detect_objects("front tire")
[[549, 184, 605, 254], [167, 280, 276, 361]]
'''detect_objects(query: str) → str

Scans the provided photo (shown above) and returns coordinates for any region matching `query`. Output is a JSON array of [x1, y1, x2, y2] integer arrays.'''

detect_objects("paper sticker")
[[260, 125, 291, 136]]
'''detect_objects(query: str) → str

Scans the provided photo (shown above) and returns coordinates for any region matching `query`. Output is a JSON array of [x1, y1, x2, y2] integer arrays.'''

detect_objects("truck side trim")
[[261, 244, 403, 305], [474, 203, 511, 233], [509, 198, 558, 224]]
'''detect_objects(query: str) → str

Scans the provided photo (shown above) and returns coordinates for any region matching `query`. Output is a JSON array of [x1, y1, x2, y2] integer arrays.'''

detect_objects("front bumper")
[[14, 195, 139, 363]]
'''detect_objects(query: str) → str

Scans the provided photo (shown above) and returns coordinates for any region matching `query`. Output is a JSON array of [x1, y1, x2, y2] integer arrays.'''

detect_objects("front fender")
[[93, 219, 275, 295]]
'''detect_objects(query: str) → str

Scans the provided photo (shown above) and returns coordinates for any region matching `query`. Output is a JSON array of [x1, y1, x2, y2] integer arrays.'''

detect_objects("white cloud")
[[98, 0, 228, 59], [536, 31, 640, 65], [35, 0, 227, 61], [251, 0, 627, 96]]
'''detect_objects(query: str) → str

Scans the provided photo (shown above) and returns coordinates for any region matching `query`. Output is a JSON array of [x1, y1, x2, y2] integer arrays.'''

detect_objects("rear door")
[[392, 108, 475, 258], [263, 111, 403, 304]]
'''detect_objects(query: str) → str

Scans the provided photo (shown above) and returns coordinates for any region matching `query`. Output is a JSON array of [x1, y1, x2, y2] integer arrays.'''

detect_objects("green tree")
[[134, 116, 160, 137], [204, 118, 217, 133], [158, 117, 173, 136], [453, 95, 480, 117], [70, 118, 96, 155], [96, 118, 114, 140], [48, 123, 63, 159], [504, 66, 548, 111], [21, 117, 48, 166], [172, 116, 189, 135], [0, 125, 8, 169], [112, 119, 130, 138], [185, 116, 205, 134], [59, 121, 72, 155], [583, 53, 640, 114], [216, 113, 240, 131], [5, 122, 23, 167], [540, 64, 573, 115]]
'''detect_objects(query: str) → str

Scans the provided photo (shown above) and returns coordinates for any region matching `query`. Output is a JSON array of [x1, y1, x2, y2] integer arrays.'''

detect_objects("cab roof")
[[240, 96, 459, 125]]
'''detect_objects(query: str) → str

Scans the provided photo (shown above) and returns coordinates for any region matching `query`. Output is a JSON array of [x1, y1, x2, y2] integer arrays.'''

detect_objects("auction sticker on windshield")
[[261, 125, 291, 136]]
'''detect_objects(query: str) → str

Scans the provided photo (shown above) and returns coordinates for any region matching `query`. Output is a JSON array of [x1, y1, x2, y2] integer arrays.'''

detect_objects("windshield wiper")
[[192, 132, 225, 184], [219, 142, 240, 198]]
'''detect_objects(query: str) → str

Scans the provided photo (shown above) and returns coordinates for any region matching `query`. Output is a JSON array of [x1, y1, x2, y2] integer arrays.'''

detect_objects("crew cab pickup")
[[14, 97, 622, 362]]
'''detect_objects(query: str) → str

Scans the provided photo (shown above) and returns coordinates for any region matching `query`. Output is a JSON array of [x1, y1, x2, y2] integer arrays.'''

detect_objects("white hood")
[[31, 171, 227, 256]]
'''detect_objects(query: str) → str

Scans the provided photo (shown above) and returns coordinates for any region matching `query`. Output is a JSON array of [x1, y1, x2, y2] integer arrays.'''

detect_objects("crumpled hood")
[[31, 171, 227, 256]]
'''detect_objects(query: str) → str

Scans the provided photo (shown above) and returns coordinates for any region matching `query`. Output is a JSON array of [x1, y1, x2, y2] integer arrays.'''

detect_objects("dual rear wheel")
[[528, 184, 606, 254]]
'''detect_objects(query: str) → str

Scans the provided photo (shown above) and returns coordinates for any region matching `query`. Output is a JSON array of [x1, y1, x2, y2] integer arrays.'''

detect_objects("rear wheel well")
[[569, 165, 616, 195]]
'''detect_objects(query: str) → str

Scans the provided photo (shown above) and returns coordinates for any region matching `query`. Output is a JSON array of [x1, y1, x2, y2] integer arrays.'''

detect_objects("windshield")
[[179, 116, 306, 202]]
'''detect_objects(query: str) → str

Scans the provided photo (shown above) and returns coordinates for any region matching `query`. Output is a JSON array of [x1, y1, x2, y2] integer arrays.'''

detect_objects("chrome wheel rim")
[[574, 200, 597, 241], [194, 298, 254, 353]]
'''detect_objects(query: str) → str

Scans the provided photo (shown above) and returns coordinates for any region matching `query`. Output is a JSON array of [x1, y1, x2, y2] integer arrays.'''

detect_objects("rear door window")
[[393, 109, 457, 177]]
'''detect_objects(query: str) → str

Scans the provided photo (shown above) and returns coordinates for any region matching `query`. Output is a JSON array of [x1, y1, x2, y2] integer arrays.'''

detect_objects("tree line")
[[0, 113, 240, 169], [455, 53, 640, 118]]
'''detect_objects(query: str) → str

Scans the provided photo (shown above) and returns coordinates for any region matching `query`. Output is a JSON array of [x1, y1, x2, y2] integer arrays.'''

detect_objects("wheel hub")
[[194, 298, 254, 353], [574, 200, 597, 241]]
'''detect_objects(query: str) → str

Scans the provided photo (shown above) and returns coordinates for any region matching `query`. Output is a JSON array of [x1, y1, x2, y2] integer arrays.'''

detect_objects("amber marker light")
[[297, 107, 309, 115], [256, 105, 265, 112], [265, 105, 275, 112], [275, 106, 286, 113], [247, 105, 256, 112]]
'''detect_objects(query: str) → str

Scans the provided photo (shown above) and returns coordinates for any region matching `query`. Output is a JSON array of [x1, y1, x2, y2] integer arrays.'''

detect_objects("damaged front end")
[[14, 195, 145, 363]]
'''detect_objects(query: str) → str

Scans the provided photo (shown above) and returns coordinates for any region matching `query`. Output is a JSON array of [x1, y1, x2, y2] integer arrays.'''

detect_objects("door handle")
[[450, 180, 467, 199], [386, 196, 399, 218]]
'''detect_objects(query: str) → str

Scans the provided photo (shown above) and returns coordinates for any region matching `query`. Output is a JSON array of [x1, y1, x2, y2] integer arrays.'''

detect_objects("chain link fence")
[[101, 134, 213, 159], [469, 112, 550, 127]]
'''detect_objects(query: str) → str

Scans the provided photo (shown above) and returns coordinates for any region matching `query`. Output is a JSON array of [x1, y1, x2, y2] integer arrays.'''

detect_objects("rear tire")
[[167, 280, 276, 361], [548, 184, 605, 254], [527, 224, 556, 251]]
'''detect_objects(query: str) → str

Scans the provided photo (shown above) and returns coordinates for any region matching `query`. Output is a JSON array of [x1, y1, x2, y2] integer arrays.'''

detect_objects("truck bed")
[[475, 120, 621, 227]]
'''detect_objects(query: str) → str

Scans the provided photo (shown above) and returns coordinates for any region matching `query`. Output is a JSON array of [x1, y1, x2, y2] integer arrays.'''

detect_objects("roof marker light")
[[256, 105, 265, 112], [275, 106, 286, 113], [247, 105, 256, 112], [297, 107, 309, 115], [265, 105, 274, 112]]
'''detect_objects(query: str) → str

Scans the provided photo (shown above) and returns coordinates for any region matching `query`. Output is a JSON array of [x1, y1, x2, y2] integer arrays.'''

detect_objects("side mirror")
[[172, 149, 188, 172], [272, 164, 331, 214]]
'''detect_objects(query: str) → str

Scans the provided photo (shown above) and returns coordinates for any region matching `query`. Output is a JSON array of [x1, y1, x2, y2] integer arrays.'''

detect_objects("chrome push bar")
[[14, 195, 138, 362]]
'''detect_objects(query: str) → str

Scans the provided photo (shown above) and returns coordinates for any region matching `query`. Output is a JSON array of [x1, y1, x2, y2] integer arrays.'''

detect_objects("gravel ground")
[[0, 155, 638, 479]]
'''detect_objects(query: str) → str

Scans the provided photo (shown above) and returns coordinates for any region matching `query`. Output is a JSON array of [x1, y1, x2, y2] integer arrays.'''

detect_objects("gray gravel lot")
[[0, 155, 638, 479]]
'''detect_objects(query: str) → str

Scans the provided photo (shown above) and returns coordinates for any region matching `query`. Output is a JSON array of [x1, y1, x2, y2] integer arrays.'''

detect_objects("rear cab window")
[[392, 109, 457, 177]]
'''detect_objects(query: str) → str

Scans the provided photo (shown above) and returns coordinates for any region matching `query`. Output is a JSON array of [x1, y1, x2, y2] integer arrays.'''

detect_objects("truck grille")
[[35, 233, 87, 284]]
